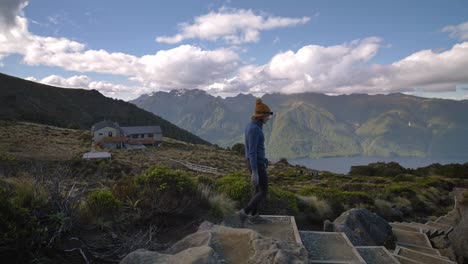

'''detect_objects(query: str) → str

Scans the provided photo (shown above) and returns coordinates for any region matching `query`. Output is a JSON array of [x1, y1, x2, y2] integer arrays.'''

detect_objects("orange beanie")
[[253, 98, 273, 118]]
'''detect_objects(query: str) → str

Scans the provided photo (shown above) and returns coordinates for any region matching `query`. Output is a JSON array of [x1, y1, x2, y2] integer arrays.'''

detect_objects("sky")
[[1, 0, 468, 101]]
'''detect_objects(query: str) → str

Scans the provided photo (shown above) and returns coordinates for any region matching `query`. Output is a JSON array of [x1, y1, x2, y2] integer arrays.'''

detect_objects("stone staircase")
[[222, 188, 466, 263]]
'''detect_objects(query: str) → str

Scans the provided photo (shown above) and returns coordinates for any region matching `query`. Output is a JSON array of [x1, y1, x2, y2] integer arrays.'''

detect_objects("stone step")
[[405, 222, 442, 237], [435, 215, 458, 227], [222, 215, 302, 244], [299, 231, 366, 264], [451, 188, 466, 206], [392, 228, 432, 248], [401, 222, 441, 236], [395, 246, 457, 264], [447, 210, 458, 218], [425, 221, 454, 235], [392, 254, 425, 264], [395, 246, 451, 261], [395, 244, 442, 256], [355, 246, 400, 264], [390, 222, 422, 233]]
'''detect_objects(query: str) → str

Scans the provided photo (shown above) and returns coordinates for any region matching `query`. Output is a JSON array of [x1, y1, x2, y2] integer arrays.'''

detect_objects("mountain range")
[[131, 89, 468, 159], [0, 73, 208, 145]]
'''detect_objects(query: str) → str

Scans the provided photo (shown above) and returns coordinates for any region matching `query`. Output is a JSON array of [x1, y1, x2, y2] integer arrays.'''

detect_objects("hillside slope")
[[0, 73, 209, 145]]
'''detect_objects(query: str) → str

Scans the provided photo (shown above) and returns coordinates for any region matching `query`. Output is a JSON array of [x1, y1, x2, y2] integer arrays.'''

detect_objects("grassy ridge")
[[0, 73, 209, 145]]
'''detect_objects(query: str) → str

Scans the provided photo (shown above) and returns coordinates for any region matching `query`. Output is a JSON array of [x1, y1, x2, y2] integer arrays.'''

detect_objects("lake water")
[[288, 156, 468, 174]]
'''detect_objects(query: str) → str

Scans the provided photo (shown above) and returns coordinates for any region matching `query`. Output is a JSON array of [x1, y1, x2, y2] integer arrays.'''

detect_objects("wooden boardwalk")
[[163, 156, 221, 175]]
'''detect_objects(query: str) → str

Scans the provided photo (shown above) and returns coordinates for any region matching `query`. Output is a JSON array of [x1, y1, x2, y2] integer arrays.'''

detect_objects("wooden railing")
[[163, 157, 220, 175], [185, 162, 218, 174]]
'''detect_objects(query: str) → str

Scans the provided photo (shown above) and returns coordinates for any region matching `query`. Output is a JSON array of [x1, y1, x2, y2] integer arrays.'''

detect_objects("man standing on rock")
[[238, 98, 273, 225]]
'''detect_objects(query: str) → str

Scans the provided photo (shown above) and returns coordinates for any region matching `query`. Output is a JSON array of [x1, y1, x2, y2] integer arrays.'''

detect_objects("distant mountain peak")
[[175, 89, 187, 96], [168, 88, 208, 96]]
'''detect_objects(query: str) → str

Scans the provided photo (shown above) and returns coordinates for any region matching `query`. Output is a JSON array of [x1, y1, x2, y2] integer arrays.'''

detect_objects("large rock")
[[120, 249, 170, 264], [324, 208, 395, 248], [120, 246, 217, 264], [449, 204, 468, 263], [120, 221, 307, 264]]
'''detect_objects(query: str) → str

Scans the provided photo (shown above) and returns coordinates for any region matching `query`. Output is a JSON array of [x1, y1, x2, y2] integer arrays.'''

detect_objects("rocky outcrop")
[[448, 192, 468, 264], [120, 221, 307, 264], [323, 208, 395, 248], [120, 247, 216, 264]]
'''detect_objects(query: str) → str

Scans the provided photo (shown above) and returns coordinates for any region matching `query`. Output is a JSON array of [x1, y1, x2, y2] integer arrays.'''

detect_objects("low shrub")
[[0, 151, 16, 162], [197, 175, 217, 188], [384, 184, 417, 198], [264, 187, 299, 215], [86, 189, 121, 219], [0, 182, 47, 259], [216, 172, 251, 205], [415, 176, 454, 190], [299, 186, 374, 217], [341, 182, 375, 192], [134, 166, 202, 217], [414, 163, 468, 179], [299, 186, 373, 205], [231, 143, 245, 156], [349, 162, 406, 177], [393, 174, 417, 182], [112, 176, 139, 203]]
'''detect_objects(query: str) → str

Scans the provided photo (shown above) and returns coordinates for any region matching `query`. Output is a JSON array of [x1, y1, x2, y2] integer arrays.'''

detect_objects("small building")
[[82, 151, 112, 160], [91, 120, 120, 144], [120, 126, 163, 142], [90, 121, 163, 150]]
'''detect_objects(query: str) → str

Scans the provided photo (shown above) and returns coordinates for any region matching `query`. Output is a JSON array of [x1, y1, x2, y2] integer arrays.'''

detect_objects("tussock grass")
[[198, 184, 236, 219], [298, 195, 332, 220]]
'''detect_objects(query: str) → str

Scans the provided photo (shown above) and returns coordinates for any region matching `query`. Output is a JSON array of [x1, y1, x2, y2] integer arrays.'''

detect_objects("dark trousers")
[[244, 162, 268, 215]]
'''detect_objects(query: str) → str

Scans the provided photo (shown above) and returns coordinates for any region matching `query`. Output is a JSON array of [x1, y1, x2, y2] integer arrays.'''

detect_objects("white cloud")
[[26, 74, 150, 100], [40, 74, 90, 88], [390, 42, 468, 92], [463, 94, 468, 100], [0, 15, 240, 91], [156, 8, 310, 44], [442, 21, 468, 41], [2, 2, 468, 99], [136, 45, 239, 90], [215, 37, 386, 94], [209, 39, 468, 96], [0, 0, 28, 32]]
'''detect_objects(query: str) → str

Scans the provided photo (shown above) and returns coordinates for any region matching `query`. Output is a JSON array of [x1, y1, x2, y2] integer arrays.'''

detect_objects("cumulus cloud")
[[156, 8, 310, 44], [26, 74, 150, 100], [0, 0, 28, 31], [136, 45, 239, 90], [0, 14, 240, 91], [442, 21, 468, 41], [207, 39, 468, 96], [33, 75, 90, 88], [2, 2, 468, 99], [209, 37, 386, 95]]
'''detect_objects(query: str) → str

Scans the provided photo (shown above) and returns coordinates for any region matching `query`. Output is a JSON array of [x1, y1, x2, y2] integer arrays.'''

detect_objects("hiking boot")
[[248, 214, 271, 224], [237, 209, 248, 226]]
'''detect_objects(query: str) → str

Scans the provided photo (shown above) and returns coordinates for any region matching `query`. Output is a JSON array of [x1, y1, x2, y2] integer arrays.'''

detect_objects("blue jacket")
[[244, 120, 266, 173]]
